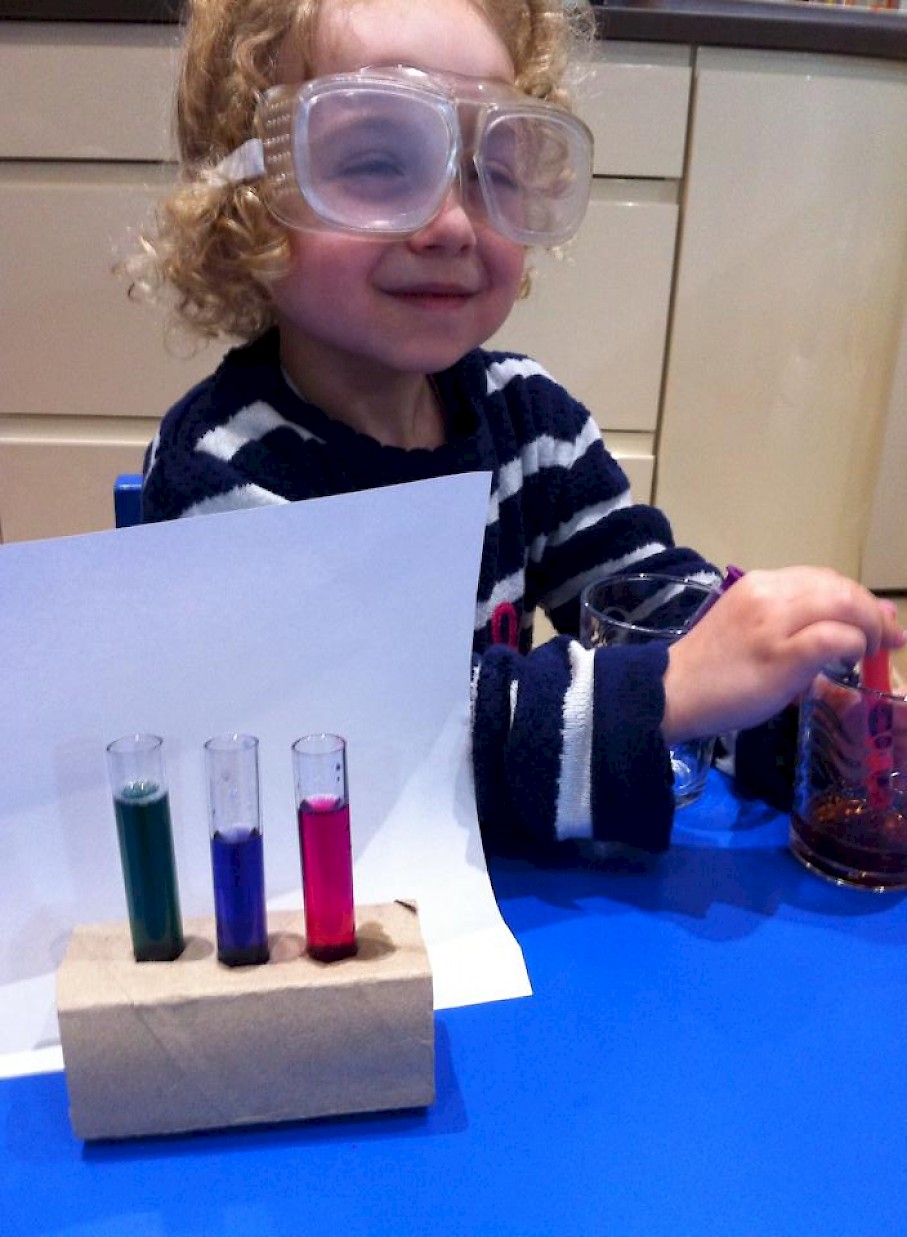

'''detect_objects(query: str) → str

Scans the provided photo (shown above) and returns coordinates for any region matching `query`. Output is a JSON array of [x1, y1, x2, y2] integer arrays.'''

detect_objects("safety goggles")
[[215, 65, 594, 246]]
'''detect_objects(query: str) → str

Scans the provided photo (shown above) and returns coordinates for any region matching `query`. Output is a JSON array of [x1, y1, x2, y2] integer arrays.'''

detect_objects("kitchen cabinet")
[[0, 22, 223, 541], [862, 309, 907, 590], [0, 415, 156, 542], [655, 48, 907, 580]]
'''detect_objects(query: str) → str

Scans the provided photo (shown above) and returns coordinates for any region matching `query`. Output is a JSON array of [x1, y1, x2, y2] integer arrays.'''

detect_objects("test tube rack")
[[56, 901, 434, 1141]]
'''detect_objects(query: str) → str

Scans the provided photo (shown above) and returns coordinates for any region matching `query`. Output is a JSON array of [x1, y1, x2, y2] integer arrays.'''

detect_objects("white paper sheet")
[[0, 473, 530, 1073]]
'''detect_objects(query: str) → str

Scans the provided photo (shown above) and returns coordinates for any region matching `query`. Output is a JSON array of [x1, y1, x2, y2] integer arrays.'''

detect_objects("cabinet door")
[[580, 42, 691, 179], [0, 21, 180, 161], [0, 164, 225, 420], [0, 418, 156, 542], [656, 49, 907, 577], [491, 182, 678, 436], [862, 311, 907, 590]]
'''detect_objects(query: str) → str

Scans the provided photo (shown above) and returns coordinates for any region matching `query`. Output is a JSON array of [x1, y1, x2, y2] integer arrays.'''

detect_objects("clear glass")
[[791, 666, 907, 890], [292, 733, 357, 962], [580, 573, 722, 808], [106, 733, 184, 962], [205, 734, 269, 966]]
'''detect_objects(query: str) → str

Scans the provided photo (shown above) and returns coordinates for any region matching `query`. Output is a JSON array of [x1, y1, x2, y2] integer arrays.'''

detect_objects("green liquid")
[[114, 782, 184, 961]]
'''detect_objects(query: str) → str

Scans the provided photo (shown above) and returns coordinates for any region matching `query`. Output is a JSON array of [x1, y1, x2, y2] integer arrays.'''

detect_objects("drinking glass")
[[791, 666, 907, 889], [580, 573, 721, 807]]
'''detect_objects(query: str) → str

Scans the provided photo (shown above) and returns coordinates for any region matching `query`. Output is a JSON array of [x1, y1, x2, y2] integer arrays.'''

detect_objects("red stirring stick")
[[862, 648, 892, 695], [862, 649, 893, 813]]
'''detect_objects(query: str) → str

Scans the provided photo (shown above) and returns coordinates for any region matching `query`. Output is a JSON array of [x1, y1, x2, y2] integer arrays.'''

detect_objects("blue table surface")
[[4, 772, 907, 1237]]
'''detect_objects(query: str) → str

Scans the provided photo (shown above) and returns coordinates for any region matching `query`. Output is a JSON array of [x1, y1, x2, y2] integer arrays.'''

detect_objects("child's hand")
[[661, 567, 906, 744]]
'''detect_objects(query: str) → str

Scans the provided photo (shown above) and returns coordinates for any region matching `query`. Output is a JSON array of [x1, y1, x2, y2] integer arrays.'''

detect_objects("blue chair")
[[114, 473, 143, 529]]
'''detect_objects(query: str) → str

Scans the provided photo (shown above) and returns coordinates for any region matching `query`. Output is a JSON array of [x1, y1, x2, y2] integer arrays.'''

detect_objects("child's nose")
[[408, 187, 478, 252]]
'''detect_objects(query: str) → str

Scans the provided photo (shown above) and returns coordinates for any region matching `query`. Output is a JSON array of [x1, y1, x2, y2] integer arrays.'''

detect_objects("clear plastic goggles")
[[216, 66, 594, 246]]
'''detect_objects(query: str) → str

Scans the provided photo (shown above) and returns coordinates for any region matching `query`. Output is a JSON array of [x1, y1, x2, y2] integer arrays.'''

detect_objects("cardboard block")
[[57, 902, 434, 1140]]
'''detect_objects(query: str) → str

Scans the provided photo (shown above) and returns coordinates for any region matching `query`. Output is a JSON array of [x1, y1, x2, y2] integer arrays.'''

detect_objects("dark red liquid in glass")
[[297, 795, 357, 961], [791, 792, 907, 888]]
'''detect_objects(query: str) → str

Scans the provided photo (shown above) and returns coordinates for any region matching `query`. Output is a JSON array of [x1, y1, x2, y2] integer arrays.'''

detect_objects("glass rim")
[[581, 571, 720, 597], [204, 732, 259, 753], [106, 733, 163, 755], [822, 661, 907, 703], [580, 573, 721, 640], [292, 732, 347, 756]]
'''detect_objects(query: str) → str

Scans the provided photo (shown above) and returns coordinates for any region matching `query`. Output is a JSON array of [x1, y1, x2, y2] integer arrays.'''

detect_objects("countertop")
[[2, 0, 906, 62], [597, 0, 907, 61]]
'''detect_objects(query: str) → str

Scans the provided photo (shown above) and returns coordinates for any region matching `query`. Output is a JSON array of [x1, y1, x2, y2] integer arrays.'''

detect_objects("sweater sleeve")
[[471, 635, 674, 854]]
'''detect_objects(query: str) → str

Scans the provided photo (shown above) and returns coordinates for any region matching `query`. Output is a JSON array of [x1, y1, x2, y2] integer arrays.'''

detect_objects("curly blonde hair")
[[127, 0, 594, 342]]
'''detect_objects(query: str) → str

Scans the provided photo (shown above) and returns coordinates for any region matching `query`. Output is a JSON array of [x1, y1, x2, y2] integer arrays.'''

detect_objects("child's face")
[[270, 0, 527, 381]]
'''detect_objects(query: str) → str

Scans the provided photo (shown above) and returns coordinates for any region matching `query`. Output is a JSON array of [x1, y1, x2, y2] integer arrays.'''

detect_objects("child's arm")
[[470, 569, 905, 856], [471, 635, 676, 854], [661, 567, 905, 745]]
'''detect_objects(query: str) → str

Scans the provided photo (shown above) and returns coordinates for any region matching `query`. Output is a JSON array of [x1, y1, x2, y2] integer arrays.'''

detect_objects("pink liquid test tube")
[[291, 733, 357, 962]]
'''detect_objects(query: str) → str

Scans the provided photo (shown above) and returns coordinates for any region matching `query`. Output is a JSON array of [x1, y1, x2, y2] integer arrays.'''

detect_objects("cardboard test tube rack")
[[56, 902, 434, 1141]]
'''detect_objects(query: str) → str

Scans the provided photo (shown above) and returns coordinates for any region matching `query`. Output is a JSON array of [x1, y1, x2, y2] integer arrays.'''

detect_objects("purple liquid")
[[210, 825, 269, 966], [298, 795, 356, 961]]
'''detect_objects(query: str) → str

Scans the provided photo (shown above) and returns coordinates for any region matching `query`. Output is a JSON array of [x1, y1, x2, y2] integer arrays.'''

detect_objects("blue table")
[[4, 772, 907, 1236]]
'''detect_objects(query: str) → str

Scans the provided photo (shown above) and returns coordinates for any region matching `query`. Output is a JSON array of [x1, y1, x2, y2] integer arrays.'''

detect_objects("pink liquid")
[[297, 795, 357, 961]]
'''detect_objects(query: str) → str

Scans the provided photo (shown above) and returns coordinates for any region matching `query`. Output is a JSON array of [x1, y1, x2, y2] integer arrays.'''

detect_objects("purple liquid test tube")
[[205, 733, 269, 966], [292, 733, 357, 962]]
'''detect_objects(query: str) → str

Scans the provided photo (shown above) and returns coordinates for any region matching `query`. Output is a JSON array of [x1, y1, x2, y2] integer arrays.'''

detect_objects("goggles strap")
[[213, 138, 266, 185]]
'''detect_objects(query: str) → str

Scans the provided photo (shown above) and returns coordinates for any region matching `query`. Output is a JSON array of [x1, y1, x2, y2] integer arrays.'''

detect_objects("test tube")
[[205, 733, 269, 966], [106, 733, 184, 962], [292, 733, 357, 962]]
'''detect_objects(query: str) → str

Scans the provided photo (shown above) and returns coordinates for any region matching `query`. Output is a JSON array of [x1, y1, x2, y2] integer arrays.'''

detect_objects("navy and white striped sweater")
[[143, 329, 718, 853]]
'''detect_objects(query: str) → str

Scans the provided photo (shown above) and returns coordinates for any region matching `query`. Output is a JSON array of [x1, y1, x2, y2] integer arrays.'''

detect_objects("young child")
[[133, 0, 903, 855]]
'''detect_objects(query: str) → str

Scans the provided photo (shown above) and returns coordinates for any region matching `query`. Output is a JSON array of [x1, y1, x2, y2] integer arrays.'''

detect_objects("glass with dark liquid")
[[791, 667, 907, 890], [106, 734, 185, 960], [292, 733, 357, 961]]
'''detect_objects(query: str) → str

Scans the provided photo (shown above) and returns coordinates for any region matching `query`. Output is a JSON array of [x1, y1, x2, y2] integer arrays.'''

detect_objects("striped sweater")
[[143, 329, 718, 853]]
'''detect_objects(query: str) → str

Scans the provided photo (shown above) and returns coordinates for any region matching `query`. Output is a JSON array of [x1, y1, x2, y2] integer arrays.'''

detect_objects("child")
[[132, 0, 903, 854]]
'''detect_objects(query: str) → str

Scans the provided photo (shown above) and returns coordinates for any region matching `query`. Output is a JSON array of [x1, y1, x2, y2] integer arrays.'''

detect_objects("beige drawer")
[[0, 416, 157, 542], [576, 43, 692, 179], [490, 179, 679, 432], [0, 22, 180, 161], [0, 26, 692, 175], [0, 163, 225, 419], [609, 433, 655, 503]]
